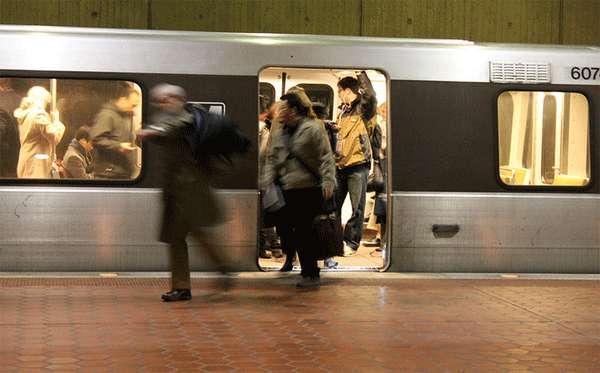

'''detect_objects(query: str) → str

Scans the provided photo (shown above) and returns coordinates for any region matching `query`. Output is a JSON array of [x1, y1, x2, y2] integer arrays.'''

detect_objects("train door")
[[258, 67, 390, 271]]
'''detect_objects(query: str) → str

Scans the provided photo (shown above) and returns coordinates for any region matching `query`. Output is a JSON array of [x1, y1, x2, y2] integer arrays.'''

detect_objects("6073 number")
[[571, 67, 600, 80]]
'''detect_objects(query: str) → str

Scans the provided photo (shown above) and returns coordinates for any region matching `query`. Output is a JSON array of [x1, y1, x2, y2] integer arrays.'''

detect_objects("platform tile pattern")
[[0, 277, 599, 372]]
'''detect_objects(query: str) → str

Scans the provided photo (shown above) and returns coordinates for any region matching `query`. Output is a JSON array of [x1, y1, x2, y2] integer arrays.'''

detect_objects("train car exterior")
[[1, 26, 599, 273]]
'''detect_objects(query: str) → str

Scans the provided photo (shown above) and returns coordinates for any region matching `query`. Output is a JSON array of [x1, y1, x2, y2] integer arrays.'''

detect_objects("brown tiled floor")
[[1, 276, 599, 372]]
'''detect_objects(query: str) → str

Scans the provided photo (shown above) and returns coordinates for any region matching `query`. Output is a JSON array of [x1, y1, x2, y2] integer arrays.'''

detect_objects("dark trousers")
[[335, 163, 369, 250], [169, 228, 226, 290], [276, 224, 296, 259], [281, 187, 322, 278]]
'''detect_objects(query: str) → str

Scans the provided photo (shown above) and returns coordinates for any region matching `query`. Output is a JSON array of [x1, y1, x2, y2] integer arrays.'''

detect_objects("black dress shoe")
[[161, 289, 191, 302]]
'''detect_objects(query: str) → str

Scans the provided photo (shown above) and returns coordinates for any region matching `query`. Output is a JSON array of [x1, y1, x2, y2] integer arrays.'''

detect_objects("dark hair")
[[75, 126, 91, 141], [280, 92, 311, 117], [111, 82, 138, 101], [337, 76, 360, 94], [312, 102, 328, 120]]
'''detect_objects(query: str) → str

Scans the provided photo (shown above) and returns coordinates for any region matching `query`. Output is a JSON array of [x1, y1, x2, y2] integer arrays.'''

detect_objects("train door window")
[[259, 82, 275, 110], [497, 91, 590, 187], [0, 77, 142, 181], [258, 67, 389, 271], [297, 84, 334, 120]]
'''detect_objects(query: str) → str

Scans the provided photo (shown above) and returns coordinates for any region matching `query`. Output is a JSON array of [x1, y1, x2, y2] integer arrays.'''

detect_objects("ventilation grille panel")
[[490, 62, 551, 83]]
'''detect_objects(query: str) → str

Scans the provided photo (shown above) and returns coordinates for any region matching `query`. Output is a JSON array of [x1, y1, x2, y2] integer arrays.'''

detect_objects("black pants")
[[281, 187, 322, 278]]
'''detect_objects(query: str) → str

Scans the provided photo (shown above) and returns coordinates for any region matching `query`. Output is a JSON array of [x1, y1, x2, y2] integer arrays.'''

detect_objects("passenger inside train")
[[258, 67, 389, 271], [14, 86, 65, 178], [61, 126, 95, 179], [90, 82, 140, 180], [0, 78, 142, 180]]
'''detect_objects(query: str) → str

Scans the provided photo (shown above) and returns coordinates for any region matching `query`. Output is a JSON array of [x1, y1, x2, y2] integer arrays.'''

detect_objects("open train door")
[[257, 67, 391, 272]]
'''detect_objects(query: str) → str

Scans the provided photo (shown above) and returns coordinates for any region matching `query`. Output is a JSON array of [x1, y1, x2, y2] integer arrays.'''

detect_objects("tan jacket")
[[14, 107, 65, 178], [335, 100, 376, 169]]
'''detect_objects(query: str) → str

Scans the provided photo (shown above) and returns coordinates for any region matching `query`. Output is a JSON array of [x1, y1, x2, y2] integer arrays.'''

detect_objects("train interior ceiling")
[[259, 67, 389, 271]]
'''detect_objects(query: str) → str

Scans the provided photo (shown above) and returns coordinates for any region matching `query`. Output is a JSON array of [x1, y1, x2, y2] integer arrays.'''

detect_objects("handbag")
[[262, 182, 285, 213], [367, 160, 384, 193], [313, 207, 344, 259]]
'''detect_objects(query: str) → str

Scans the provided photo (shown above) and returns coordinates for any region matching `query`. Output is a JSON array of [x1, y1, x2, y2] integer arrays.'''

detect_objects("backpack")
[[323, 120, 339, 156], [184, 104, 251, 164], [369, 119, 383, 161]]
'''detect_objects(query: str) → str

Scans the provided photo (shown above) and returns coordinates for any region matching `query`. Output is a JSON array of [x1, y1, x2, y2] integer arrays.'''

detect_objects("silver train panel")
[[0, 26, 599, 84], [0, 188, 258, 271], [4, 191, 600, 273], [390, 193, 600, 273]]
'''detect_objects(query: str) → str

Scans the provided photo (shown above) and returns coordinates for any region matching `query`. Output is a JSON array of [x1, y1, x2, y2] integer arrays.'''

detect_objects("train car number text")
[[570, 67, 600, 80]]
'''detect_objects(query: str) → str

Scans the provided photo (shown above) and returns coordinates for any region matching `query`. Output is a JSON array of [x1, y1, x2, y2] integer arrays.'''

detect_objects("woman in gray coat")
[[262, 92, 336, 289]]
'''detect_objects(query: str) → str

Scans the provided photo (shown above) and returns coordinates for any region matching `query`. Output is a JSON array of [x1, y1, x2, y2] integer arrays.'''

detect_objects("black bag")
[[186, 104, 251, 163], [367, 160, 384, 193], [374, 192, 387, 218], [313, 211, 344, 259], [323, 120, 339, 157]]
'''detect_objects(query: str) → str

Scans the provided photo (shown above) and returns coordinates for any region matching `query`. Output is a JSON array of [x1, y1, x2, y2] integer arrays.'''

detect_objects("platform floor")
[[1, 274, 599, 372]]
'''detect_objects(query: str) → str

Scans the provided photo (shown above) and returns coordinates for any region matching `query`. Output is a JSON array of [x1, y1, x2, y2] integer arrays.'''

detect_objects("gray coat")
[[263, 118, 336, 191], [90, 103, 135, 179], [149, 109, 224, 243]]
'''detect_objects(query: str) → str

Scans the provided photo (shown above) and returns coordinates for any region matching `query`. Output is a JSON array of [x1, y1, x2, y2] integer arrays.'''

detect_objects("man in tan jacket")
[[334, 74, 377, 256]]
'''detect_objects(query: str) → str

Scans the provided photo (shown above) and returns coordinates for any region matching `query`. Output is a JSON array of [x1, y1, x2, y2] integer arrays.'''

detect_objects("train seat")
[[500, 166, 531, 185], [499, 166, 515, 184], [553, 174, 588, 186], [513, 168, 531, 185]]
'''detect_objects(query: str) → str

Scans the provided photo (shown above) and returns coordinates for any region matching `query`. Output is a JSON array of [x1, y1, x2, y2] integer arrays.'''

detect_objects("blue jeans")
[[335, 163, 369, 250]]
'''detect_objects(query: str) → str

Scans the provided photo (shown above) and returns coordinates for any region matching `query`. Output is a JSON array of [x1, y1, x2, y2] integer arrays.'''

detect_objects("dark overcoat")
[[150, 108, 225, 243]]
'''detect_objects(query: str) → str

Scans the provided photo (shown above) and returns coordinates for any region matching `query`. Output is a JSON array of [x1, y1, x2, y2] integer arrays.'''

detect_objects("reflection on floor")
[[259, 241, 385, 270]]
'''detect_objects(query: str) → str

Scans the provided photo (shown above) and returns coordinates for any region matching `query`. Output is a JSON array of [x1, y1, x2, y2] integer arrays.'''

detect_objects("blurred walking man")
[[137, 84, 249, 302]]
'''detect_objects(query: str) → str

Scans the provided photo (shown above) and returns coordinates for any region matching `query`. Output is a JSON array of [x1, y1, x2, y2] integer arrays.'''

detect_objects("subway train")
[[1, 25, 599, 273]]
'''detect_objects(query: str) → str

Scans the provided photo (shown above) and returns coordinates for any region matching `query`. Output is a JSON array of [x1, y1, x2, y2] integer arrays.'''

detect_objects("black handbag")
[[313, 211, 344, 259], [367, 160, 384, 193]]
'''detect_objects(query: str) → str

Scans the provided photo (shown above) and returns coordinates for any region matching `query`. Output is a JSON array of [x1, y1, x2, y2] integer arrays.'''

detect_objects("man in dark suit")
[[137, 84, 249, 302]]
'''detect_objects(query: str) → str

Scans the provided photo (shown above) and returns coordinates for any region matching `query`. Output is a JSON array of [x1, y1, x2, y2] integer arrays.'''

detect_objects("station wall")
[[0, 0, 597, 45]]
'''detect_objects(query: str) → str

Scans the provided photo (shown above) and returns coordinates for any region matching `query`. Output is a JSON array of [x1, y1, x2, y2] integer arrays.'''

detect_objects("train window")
[[0, 78, 142, 181], [259, 82, 275, 110], [297, 84, 334, 120], [498, 91, 590, 187]]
